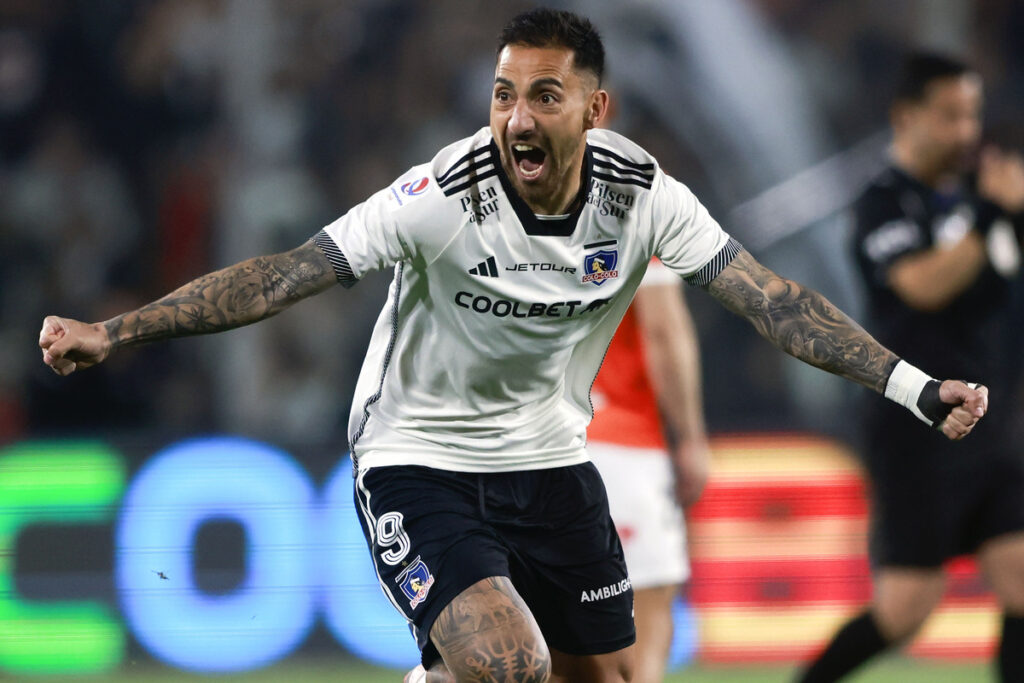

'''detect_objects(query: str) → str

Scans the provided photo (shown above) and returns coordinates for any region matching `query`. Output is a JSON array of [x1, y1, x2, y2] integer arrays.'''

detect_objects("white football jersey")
[[315, 127, 738, 473]]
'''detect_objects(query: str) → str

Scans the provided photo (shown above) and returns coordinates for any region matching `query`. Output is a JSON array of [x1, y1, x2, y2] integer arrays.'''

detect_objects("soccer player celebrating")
[[796, 53, 1024, 683], [41, 11, 987, 683], [588, 258, 709, 683]]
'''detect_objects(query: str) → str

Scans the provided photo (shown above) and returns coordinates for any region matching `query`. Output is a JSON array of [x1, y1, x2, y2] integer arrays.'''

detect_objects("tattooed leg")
[[430, 576, 551, 683]]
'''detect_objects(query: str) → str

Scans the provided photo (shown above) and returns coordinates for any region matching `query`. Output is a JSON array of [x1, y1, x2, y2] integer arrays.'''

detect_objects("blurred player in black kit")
[[797, 52, 1024, 683]]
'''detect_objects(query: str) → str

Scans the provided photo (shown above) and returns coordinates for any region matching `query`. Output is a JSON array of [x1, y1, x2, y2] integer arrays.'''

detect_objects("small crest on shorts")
[[397, 556, 435, 609]]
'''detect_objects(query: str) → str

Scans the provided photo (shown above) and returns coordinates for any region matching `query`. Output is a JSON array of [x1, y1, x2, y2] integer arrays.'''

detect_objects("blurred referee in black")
[[797, 52, 1024, 682]]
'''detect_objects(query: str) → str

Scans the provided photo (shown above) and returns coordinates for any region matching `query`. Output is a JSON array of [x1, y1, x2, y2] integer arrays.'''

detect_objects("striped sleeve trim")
[[313, 230, 359, 288], [683, 237, 743, 288]]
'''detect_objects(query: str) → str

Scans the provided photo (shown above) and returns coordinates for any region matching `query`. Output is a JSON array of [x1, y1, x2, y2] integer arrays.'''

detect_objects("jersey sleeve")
[[639, 257, 679, 288], [312, 169, 442, 286], [854, 186, 927, 287], [651, 172, 740, 287]]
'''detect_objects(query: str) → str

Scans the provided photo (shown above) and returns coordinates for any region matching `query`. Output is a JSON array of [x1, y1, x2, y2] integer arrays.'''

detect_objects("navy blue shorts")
[[353, 462, 635, 666]]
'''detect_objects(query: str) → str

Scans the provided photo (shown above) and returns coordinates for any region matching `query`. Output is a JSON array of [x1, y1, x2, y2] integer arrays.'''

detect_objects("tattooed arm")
[[707, 249, 897, 392], [706, 249, 988, 440], [40, 240, 337, 376]]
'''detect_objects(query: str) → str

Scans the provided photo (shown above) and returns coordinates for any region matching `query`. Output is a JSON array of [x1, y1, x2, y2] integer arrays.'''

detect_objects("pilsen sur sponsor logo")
[[586, 179, 635, 219], [580, 578, 632, 603], [460, 186, 500, 223]]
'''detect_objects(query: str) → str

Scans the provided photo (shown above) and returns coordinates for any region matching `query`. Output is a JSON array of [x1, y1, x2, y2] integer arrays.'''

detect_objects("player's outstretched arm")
[[40, 240, 337, 376], [706, 248, 988, 440]]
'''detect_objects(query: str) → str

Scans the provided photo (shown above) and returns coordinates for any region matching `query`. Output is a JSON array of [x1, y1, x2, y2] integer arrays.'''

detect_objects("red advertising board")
[[688, 434, 998, 662]]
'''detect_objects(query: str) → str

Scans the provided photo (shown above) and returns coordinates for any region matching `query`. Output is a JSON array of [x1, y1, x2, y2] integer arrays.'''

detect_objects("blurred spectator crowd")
[[2, 0, 1023, 445]]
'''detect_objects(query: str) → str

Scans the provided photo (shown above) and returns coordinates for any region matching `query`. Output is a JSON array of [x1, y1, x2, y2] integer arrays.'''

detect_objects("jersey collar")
[[490, 139, 593, 237]]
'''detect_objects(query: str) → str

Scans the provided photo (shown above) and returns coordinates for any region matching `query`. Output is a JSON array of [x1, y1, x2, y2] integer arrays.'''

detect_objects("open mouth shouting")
[[511, 143, 547, 181]]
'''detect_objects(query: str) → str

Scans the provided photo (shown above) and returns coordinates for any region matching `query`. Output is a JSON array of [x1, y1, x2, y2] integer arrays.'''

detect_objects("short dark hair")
[[893, 51, 976, 104], [497, 8, 605, 85]]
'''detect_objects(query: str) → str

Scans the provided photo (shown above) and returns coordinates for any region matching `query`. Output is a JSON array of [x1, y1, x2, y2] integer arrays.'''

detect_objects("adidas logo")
[[468, 256, 499, 277]]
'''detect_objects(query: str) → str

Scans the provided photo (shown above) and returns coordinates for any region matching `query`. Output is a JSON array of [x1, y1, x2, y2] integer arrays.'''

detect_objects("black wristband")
[[916, 379, 953, 428]]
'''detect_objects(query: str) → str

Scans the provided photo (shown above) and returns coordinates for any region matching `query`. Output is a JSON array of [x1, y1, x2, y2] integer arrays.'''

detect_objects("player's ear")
[[585, 89, 610, 131]]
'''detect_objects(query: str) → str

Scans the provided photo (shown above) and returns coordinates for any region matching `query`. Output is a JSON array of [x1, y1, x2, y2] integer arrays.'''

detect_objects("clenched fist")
[[39, 316, 111, 376]]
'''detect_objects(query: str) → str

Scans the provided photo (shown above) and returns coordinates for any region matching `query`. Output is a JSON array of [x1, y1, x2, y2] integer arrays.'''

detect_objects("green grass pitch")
[[28, 657, 988, 682]]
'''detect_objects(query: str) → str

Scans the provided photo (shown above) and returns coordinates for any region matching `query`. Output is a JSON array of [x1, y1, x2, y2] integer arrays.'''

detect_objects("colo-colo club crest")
[[396, 556, 435, 609], [582, 246, 619, 286]]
